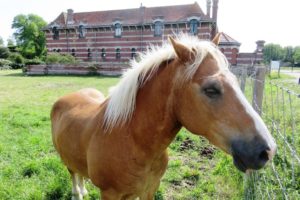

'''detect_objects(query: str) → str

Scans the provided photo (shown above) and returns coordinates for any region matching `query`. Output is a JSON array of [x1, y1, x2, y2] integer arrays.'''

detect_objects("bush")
[[0, 46, 10, 59], [0, 59, 12, 69], [25, 58, 45, 65], [8, 53, 25, 64], [46, 53, 79, 64]]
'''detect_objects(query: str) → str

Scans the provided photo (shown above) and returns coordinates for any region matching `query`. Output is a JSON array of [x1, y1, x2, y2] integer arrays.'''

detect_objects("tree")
[[0, 36, 4, 46], [7, 37, 15, 47], [283, 46, 294, 63], [0, 47, 10, 58], [293, 46, 300, 64], [263, 44, 284, 63], [12, 14, 47, 59]]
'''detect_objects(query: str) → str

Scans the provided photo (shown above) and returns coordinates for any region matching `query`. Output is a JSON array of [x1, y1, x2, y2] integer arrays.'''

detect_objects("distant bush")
[[25, 58, 45, 65], [0, 59, 12, 69], [46, 53, 79, 64], [7, 53, 25, 69], [0, 46, 10, 59]]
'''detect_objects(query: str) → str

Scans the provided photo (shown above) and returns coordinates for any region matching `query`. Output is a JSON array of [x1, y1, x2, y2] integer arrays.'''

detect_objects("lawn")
[[0, 70, 244, 199]]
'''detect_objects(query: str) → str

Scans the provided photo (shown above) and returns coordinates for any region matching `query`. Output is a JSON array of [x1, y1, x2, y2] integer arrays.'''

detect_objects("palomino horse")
[[51, 33, 276, 199]]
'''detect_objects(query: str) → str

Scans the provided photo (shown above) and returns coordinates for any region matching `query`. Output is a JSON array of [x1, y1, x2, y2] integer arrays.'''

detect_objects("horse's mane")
[[103, 33, 229, 130]]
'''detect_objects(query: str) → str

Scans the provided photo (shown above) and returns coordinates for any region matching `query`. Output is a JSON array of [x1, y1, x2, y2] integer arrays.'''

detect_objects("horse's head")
[[170, 34, 276, 172]]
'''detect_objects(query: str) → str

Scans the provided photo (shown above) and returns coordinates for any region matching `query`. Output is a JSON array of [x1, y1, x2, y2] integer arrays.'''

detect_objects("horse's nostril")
[[258, 149, 269, 162]]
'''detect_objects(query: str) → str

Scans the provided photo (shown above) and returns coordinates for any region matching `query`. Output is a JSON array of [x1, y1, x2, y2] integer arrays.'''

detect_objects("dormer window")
[[189, 19, 199, 35], [78, 25, 85, 38], [52, 26, 59, 40], [154, 21, 163, 36], [114, 23, 122, 37]]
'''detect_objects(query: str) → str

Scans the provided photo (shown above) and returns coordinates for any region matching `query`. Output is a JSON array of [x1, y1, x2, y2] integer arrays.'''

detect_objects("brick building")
[[42, 0, 261, 72]]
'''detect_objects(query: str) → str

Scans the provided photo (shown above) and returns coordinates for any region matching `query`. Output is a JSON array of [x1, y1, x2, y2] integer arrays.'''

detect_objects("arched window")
[[52, 26, 59, 40], [78, 25, 85, 38], [189, 19, 198, 35], [71, 49, 75, 57], [131, 48, 136, 58], [154, 21, 163, 36], [116, 48, 121, 59], [114, 23, 122, 37], [57, 49, 61, 53], [101, 48, 106, 59]]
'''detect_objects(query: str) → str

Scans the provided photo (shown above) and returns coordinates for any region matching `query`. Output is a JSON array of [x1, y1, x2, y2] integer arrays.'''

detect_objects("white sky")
[[1, 0, 299, 52]]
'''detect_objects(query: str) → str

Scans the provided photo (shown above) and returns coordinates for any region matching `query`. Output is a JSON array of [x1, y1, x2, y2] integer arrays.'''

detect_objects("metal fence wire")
[[231, 65, 300, 200]]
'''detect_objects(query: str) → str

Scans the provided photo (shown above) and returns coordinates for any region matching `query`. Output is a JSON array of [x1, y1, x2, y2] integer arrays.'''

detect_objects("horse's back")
[[51, 88, 106, 175]]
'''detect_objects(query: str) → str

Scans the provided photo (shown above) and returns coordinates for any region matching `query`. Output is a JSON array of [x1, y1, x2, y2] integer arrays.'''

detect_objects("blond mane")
[[103, 34, 229, 130]]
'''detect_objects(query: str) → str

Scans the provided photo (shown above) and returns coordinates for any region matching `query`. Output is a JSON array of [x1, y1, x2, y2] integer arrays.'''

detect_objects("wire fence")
[[231, 65, 300, 200]]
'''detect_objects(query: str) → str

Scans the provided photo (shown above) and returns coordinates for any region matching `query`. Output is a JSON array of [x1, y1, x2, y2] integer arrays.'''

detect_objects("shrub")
[[25, 58, 45, 65], [0, 46, 10, 59], [0, 59, 12, 69], [8, 53, 25, 64], [46, 53, 79, 64]]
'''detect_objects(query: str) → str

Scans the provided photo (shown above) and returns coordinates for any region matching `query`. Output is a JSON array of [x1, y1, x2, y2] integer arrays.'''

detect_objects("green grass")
[[0, 69, 245, 199]]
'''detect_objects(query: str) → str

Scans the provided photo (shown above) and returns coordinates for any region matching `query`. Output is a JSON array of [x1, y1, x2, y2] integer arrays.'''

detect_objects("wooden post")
[[240, 67, 247, 93], [252, 65, 266, 115]]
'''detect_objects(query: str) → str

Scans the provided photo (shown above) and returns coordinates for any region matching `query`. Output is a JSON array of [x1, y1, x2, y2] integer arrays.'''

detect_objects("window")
[[116, 48, 121, 59], [57, 49, 61, 52], [114, 23, 122, 37], [52, 27, 59, 40], [87, 49, 91, 59], [189, 19, 198, 35], [78, 25, 85, 38], [131, 48, 136, 59], [154, 21, 163, 36], [101, 48, 106, 59], [71, 49, 75, 57]]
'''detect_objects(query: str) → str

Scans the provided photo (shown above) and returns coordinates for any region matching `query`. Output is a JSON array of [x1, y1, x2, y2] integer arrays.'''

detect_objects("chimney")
[[212, 0, 219, 22], [67, 9, 74, 24], [207, 0, 212, 18], [256, 40, 265, 52]]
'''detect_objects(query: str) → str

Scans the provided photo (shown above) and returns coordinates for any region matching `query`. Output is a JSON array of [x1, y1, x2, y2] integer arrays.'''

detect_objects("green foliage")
[[0, 36, 4, 46], [0, 46, 10, 59], [0, 59, 12, 69], [7, 53, 25, 69], [8, 53, 24, 64], [46, 53, 79, 64], [12, 14, 47, 59], [25, 57, 45, 65], [7, 37, 15, 47], [293, 46, 300, 64], [283, 46, 294, 63], [263, 43, 284, 63]]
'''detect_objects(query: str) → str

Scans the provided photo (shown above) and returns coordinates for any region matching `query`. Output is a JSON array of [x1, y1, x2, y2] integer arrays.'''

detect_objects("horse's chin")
[[233, 155, 247, 173]]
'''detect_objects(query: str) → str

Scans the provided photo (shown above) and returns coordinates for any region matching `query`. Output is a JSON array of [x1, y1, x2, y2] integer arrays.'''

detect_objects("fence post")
[[252, 65, 266, 115], [240, 67, 247, 93]]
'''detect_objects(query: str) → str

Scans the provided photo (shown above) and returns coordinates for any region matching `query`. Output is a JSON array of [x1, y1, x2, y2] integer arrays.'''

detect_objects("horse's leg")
[[140, 181, 160, 200], [68, 169, 83, 200], [78, 175, 88, 197]]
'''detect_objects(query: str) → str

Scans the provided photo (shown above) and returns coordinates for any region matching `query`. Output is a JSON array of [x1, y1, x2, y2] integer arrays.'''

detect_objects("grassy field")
[[0, 70, 243, 200]]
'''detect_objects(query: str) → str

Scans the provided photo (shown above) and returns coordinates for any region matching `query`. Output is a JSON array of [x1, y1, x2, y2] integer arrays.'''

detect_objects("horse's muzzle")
[[231, 138, 274, 172]]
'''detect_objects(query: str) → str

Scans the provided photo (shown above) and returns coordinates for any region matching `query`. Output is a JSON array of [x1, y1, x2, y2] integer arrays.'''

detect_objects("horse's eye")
[[203, 87, 221, 99]]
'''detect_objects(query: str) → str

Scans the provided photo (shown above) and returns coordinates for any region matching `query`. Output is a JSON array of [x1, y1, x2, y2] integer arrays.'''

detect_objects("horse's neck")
[[128, 62, 182, 156]]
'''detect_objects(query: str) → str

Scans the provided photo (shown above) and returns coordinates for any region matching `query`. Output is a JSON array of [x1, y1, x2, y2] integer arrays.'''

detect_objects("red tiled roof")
[[48, 2, 210, 27], [219, 32, 240, 45]]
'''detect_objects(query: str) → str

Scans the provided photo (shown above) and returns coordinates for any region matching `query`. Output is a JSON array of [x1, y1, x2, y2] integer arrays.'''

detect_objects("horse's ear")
[[169, 36, 195, 63], [212, 32, 222, 45]]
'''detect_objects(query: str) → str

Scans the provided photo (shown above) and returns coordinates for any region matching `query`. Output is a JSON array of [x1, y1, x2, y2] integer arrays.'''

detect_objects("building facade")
[[43, 0, 261, 70]]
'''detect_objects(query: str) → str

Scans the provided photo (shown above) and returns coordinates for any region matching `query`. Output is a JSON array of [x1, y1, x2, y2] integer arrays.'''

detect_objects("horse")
[[51, 33, 276, 200]]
